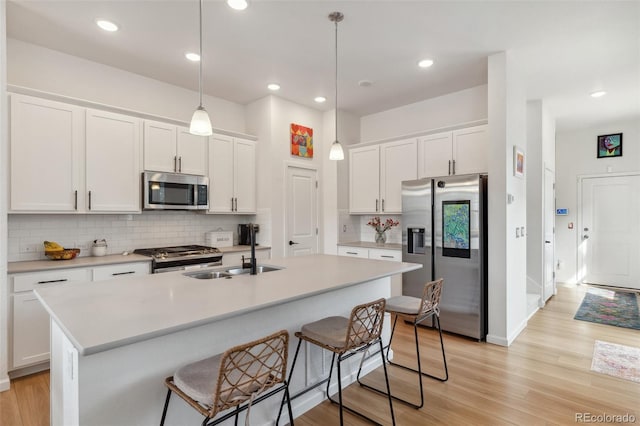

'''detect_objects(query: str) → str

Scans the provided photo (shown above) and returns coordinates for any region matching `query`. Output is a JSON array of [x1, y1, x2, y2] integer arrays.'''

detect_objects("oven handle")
[[153, 261, 223, 274]]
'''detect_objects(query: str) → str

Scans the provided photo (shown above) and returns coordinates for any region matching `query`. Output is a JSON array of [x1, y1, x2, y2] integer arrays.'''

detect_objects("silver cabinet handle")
[[178, 156, 182, 172], [74, 190, 78, 210], [88, 190, 92, 210], [37, 279, 68, 284], [382, 199, 385, 212], [112, 271, 135, 276], [381, 255, 394, 258], [231, 198, 234, 211], [448, 160, 451, 175], [376, 199, 379, 211], [174, 156, 177, 172], [346, 251, 358, 255], [234, 197, 238, 211], [453, 159, 456, 175]]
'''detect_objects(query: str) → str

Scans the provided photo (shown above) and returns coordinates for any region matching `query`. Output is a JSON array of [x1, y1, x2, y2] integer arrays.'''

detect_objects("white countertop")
[[35, 254, 420, 356], [8, 254, 151, 274], [338, 241, 402, 251]]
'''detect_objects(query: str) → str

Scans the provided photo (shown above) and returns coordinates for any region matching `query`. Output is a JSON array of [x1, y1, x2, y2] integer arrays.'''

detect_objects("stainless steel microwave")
[[142, 171, 209, 210]]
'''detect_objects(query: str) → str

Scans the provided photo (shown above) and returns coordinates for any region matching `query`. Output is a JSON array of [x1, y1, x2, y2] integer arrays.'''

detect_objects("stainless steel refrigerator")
[[402, 174, 488, 340]]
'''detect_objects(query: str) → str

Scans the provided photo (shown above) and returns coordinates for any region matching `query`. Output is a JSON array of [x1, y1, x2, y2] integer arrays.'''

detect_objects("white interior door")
[[286, 166, 318, 256], [580, 174, 640, 289], [543, 168, 555, 300]]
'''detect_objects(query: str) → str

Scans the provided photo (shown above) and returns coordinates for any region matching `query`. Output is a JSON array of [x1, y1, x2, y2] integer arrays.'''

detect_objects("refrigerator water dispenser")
[[407, 227, 425, 254]]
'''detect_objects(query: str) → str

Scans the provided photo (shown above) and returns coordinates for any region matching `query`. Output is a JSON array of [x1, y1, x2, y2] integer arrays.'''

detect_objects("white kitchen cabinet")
[[143, 120, 208, 175], [85, 109, 142, 212], [418, 124, 488, 178], [337, 245, 402, 296], [92, 262, 150, 281], [9, 94, 84, 212], [221, 249, 271, 267], [209, 134, 256, 214], [349, 139, 417, 214], [10, 267, 91, 370]]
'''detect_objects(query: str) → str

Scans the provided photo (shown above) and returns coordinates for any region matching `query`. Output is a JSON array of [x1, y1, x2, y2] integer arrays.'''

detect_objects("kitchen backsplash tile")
[[359, 214, 402, 244], [8, 212, 253, 262]]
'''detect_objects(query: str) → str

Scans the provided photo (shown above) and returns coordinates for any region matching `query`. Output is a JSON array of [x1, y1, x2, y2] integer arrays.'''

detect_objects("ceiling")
[[6, 1, 640, 131]]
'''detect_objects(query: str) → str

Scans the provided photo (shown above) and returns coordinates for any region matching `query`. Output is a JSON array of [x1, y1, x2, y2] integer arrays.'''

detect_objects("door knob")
[[545, 240, 551, 244], [289, 240, 299, 246]]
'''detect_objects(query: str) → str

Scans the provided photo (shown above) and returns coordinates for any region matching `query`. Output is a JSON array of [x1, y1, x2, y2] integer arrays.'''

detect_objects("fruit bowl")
[[45, 248, 81, 260]]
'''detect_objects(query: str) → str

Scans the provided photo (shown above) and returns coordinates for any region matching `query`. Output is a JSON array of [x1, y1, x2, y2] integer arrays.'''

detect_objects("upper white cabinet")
[[85, 109, 142, 212], [209, 134, 256, 214], [143, 120, 208, 175], [9, 94, 84, 212], [418, 124, 488, 178], [349, 139, 417, 214]]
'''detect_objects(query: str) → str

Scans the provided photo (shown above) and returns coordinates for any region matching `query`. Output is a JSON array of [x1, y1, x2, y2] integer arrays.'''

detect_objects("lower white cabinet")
[[337, 245, 402, 296], [9, 262, 150, 371], [221, 249, 271, 267]]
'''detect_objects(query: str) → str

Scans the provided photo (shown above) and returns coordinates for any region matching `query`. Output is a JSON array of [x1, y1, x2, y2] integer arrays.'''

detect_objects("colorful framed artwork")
[[597, 133, 622, 158], [290, 123, 313, 158], [513, 145, 525, 178]]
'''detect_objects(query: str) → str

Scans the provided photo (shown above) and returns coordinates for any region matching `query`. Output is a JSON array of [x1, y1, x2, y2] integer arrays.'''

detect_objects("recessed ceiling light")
[[418, 59, 434, 68], [185, 52, 200, 62], [227, 0, 248, 10], [590, 91, 607, 98], [267, 83, 281, 91], [314, 96, 327, 103], [96, 19, 119, 32]]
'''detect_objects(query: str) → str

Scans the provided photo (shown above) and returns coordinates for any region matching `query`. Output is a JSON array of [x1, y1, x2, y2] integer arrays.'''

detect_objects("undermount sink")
[[183, 271, 233, 280], [225, 265, 283, 275]]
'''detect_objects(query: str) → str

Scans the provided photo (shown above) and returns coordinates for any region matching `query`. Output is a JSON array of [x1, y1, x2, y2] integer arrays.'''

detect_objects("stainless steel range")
[[133, 245, 223, 273]]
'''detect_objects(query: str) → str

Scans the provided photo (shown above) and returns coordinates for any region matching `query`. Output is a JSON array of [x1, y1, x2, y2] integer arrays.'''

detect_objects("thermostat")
[[556, 208, 569, 216]]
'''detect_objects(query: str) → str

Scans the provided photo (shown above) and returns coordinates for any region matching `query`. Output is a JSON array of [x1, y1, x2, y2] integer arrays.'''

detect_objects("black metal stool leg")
[[337, 354, 344, 426], [284, 382, 294, 426], [277, 338, 303, 425], [434, 315, 449, 381], [160, 388, 172, 426], [385, 314, 399, 361], [379, 339, 396, 425]]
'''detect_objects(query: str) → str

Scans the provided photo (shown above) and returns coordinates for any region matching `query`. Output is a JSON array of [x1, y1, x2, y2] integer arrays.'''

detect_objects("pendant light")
[[190, 0, 213, 136], [328, 12, 344, 161]]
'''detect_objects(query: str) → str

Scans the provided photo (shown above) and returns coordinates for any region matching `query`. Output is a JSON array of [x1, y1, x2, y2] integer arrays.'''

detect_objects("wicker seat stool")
[[160, 329, 293, 426], [277, 298, 395, 426], [359, 278, 448, 409]]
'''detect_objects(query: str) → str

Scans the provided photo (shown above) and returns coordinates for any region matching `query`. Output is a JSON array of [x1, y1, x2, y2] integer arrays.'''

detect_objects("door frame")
[[576, 171, 640, 284], [543, 167, 555, 301], [284, 162, 319, 257]]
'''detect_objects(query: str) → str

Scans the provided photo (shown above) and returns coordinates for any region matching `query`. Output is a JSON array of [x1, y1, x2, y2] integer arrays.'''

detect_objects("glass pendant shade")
[[329, 140, 344, 160], [190, 106, 213, 136]]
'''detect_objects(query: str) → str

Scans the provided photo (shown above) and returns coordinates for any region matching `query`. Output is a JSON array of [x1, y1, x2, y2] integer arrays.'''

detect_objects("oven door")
[[143, 171, 209, 210]]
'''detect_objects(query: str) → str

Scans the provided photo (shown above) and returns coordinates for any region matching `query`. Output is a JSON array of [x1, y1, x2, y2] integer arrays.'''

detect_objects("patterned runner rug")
[[574, 287, 640, 330], [591, 340, 640, 383]]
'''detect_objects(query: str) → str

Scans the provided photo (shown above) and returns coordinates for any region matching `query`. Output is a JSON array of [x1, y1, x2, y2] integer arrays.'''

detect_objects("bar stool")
[[360, 278, 448, 409], [279, 298, 395, 425], [160, 329, 293, 426]]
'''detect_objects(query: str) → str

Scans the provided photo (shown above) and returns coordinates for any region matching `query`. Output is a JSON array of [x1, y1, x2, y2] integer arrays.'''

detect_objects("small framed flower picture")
[[597, 133, 622, 158], [513, 146, 525, 178]]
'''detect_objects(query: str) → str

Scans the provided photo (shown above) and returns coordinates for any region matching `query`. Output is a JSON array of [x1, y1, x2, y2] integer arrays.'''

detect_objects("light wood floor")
[[2, 284, 639, 425]]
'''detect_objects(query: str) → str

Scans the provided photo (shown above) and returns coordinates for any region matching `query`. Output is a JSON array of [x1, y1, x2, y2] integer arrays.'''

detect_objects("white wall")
[[555, 118, 640, 283], [1, 0, 10, 392], [246, 96, 326, 259], [7, 39, 246, 133], [487, 51, 528, 346], [360, 85, 488, 142], [526, 101, 544, 296]]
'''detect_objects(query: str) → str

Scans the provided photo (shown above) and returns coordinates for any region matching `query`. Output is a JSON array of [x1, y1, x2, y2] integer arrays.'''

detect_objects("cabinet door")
[[234, 138, 257, 213], [417, 131, 453, 178], [86, 109, 142, 212], [452, 125, 488, 175], [143, 120, 177, 173], [177, 127, 208, 175], [209, 134, 235, 213], [380, 139, 417, 213], [349, 146, 380, 214], [12, 292, 51, 368], [10, 94, 84, 212]]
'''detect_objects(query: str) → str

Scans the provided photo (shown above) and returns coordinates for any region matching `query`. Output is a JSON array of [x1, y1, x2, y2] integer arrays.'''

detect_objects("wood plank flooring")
[[1, 284, 639, 425]]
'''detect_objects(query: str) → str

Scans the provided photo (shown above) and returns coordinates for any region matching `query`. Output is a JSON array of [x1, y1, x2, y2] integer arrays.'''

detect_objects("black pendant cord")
[[334, 17, 338, 143], [198, 0, 203, 108]]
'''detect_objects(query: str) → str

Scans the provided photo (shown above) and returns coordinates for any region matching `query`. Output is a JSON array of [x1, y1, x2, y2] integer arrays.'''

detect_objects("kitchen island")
[[35, 254, 420, 425]]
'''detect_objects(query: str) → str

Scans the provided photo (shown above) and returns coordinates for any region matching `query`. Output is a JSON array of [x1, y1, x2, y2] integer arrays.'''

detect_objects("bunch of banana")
[[44, 240, 64, 252]]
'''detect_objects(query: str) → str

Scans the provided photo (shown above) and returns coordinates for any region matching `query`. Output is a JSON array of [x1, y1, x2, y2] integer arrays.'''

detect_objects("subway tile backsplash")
[[7, 212, 260, 262]]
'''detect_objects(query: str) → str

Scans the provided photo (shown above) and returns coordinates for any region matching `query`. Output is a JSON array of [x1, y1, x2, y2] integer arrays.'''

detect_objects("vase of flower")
[[367, 216, 399, 245]]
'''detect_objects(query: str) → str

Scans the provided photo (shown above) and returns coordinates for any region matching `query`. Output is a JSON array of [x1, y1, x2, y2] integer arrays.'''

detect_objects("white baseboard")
[[486, 317, 528, 347], [0, 375, 10, 392]]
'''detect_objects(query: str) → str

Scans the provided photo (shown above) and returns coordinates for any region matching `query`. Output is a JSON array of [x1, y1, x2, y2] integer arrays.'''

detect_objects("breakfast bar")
[[35, 254, 420, 425]]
